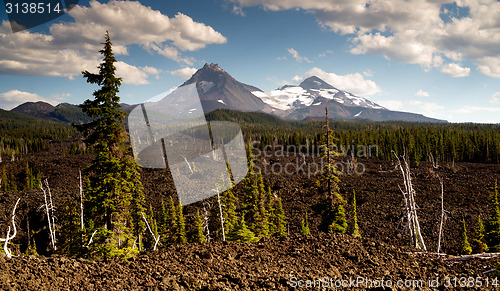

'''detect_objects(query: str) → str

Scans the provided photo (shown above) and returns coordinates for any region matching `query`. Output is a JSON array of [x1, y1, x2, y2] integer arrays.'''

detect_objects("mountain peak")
[[299, 76, 337, 90], [182, 63, 234, 87], [202, 63, 223, 72]]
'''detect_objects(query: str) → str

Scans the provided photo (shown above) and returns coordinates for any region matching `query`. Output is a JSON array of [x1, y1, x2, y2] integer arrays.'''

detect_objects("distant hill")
[[50, 103, 94, 124], [11, 101, 60, 121]]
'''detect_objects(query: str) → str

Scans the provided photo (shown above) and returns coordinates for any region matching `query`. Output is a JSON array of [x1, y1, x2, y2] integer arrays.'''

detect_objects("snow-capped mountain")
[[174, 64, 444, 122], [252, 76, 444, 122], [252, 76, 385, 111]]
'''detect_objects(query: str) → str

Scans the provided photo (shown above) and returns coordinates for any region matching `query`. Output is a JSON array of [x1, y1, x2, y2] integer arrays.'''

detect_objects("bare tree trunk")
[[203, 201, 211, 242], [141, 212, 160, 251], [40, 181, 56, 251], [79, 170, 84, 230], [437, 178, 445, 253], [394, 151, 427, 251], [214, 188, 225, 241], [0, 198, 21, 258]]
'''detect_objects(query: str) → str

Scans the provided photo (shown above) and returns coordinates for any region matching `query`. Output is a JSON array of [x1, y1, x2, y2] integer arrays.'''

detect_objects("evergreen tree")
[[301, 211, 311, 235], [485, 180, 500, 252], [473, 215, 488, 253], [77, 32, 145, 259], [459, 218, 472, 255], [253, 203, 270, 237], [329, 204, 348, 234], [272, 197, 287, 237], [1, 166, 8, 191], [221, 189, 238, 235], [316, 107, 343, 206], [165, 196, 178, 244], [175, 200, 187, 244], [158, 199, 168, 244], [192, 210, 206, 243], [228, 215, 259, 243], [349, 190, 361, 238]]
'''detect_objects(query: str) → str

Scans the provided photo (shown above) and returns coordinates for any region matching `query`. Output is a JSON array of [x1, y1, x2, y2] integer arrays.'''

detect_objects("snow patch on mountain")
[[252, 77, 386, 111]]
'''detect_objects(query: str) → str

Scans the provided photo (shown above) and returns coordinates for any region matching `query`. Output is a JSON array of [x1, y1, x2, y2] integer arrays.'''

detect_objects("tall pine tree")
[[485, 180, 500, 252], [77, 31, 145, 259]]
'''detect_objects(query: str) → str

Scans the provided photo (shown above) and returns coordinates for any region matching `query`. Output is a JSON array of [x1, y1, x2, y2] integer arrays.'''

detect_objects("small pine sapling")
[[349, 190, 361, 238], [175, 200, 187, 244], [228, 215, 259, 243], [329, 204, 347, 234], [459, 218, 472, 255], [273, 197, 287, 236], [473, 215, 488, 253], [193, 210, 206, 243], [300, 211, 311, 235]]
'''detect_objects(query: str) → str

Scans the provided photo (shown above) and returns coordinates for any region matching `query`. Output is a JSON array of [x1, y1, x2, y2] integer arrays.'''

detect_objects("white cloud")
[[231, 0, 500, 78], [477, 57, 500, 78], [293, 67, 382, 96], [288, 48, 312, 63], [362, 69, 373, 77], [454, 106, 500, 114], [374, 100, 404, 111], [51, 92, 72, 100], [408, 100, 444, 117], [490, 92, 500, 104], [0, 1, 226, 79], [115, 61, 150, 85], [440, 63, 470, 77], [0, 90, 57, 110], [170, 67, 197, 79], [318, 50, 334, 58], [414, 89, 430, 97]]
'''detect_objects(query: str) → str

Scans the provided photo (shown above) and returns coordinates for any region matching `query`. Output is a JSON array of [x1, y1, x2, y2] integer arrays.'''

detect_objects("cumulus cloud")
[[440, 63, 470, 77], [293, 67, 382, 96], [288, 48, 312, 63], [0, 90, 57, 110], [490, 92, 500, 104], [230, 0, 500, 78], [0, 1, 226, 80], [414, 89, 430, 97], [170, 67, 197, 79]]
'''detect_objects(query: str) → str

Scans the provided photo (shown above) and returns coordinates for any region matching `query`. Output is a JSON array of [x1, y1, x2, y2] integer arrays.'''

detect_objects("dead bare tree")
[[86, 230, 98, 248], [141, 212, 160, 251], [428, 152, 439, 169], [0, 198, 21, 258], [437, 177, 445, 253], [78, 170, 84, 231], [394, 151, 427, 251], [202, 201, 211, 242], [213, 188, 225, 241], [40, 180, 56, 251]]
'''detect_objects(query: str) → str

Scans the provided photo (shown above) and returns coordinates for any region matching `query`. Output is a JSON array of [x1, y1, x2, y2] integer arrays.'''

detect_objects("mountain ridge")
[[6, 63, 447, 123]]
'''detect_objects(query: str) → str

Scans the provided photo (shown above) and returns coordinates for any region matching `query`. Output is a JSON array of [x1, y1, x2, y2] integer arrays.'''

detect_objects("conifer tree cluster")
[[460, 180, 499, 255], [234, 146, 287, 241], [484, 180, 500, 252]]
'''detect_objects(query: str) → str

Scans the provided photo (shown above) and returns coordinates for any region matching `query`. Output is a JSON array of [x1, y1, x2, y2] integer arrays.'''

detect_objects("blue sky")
[[1, 0, 500, 123]]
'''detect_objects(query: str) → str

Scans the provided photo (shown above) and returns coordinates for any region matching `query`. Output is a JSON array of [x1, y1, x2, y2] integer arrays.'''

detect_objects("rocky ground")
[[1, 233, 500, 290], [1, 140, 500, 289]]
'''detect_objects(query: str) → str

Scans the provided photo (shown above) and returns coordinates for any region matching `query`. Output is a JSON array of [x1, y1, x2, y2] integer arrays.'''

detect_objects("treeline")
[[0, 113, 75, 159], [208, 109, 500, 164]]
